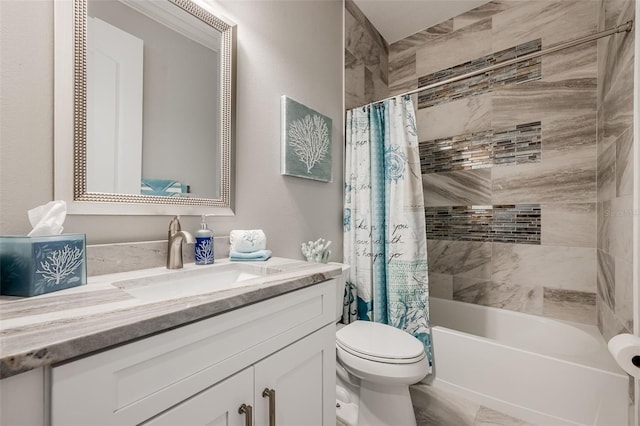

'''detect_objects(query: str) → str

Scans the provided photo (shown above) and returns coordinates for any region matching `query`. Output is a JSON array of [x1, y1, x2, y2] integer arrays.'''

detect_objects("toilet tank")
[[329, 262, 351, 323]]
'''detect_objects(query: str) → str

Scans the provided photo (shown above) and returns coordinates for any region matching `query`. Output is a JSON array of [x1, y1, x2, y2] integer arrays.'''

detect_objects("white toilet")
[[333, 265, 428, 426]]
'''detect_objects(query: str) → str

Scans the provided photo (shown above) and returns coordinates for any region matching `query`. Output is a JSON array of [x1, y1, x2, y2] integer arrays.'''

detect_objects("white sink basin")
[[112, 263, 280, 301]]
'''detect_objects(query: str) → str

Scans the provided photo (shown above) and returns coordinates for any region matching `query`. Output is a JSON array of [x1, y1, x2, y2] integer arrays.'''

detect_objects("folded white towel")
[[230, 229, 267, 253]]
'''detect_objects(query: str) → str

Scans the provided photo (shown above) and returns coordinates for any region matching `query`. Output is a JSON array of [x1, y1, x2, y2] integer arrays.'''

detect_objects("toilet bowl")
[[336, 321, 428, 426], [332, 263, 428, 426]]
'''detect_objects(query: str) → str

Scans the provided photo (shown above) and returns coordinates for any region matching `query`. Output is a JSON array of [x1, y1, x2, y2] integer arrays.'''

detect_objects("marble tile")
[[597, 141, 617, 202], [597, 36, 610, 108], [345, 54, 365, 110], [604, 0, 630, 29], [491, 0, 598, 52], [608, 195, 634, 261], [344, 0, 387, 56], [607, 1, 635, 86], [541, 203, 596, 248], [616, 126, 633, 197], [614, 256, 633, 331], [364, 67, 374, 103], [389, 48, 415, 88], [542, 41, 597, 82], [366, 66, 388, 104], [452, 1, 510, 31], [417, 93, 491, 141], [473, 405, 533, 426], [428, 272, 453, 299], [492, 85, 597, 205], [597, 248, 615, 310], [423, 169, 492, 206], [453, 278, 543, 315], [410, 384, 480, 426], [415, 18, 492, 77], [597, 295, 630, 341], [542, 287, 596, 325], [427, 239, 492, 278], [390, 19, 453, 54], [492, 79, 597, 130], [603, 57, 634, 144], [389, 78, 417, 98], [87, 241, 167, 276], [541, 112, 597, 161], [491, 243, 596, 293], [597, 200, 611, 252], [600, 32, 619, 105], [491, 156, 596, 204], [596, 106, 609, 156], [86, 238, 231, 276]]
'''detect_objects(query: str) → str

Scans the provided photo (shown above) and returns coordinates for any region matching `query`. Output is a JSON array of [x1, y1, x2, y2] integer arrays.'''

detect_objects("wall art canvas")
[[281, 96, 332, 182]]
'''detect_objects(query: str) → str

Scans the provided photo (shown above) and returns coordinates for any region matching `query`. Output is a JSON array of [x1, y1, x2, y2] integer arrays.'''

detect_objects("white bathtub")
[[429, 297, 629, 426]]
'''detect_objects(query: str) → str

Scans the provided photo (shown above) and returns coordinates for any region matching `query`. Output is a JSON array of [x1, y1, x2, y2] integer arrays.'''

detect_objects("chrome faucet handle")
[[168, 215, 182, 238], [166, 216, 195, 269]]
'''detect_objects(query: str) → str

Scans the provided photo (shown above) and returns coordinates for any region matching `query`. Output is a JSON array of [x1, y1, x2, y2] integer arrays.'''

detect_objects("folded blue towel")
[[229, 249, 272, 261]]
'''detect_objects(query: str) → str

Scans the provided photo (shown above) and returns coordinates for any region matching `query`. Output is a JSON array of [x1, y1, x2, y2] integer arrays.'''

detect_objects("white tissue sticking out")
[[27, 200, 67, 237], [608, 333, 640, 378]]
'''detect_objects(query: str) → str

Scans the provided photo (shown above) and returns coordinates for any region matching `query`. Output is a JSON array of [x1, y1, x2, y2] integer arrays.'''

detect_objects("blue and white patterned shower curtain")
[[343, 95, 432, 365]]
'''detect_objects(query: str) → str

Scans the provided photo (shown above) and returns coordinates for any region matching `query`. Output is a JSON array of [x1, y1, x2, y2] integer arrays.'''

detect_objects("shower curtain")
[[343, 95, 431, 363]]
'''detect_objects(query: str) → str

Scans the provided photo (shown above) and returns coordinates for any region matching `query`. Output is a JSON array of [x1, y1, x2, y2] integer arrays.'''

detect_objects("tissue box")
[[0, 234, 87, 297]]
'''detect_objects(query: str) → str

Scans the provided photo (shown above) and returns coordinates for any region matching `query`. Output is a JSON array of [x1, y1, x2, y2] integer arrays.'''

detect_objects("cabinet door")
[[254, 324, 336, 426], [142, 367, 254, 426]]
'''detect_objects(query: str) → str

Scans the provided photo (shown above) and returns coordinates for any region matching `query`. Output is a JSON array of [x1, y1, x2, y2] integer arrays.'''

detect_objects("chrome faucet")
[[166, 216, 195, 269]]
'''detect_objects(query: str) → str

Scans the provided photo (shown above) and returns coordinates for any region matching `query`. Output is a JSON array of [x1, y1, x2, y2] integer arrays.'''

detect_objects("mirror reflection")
[[86, 0, 221, 199]]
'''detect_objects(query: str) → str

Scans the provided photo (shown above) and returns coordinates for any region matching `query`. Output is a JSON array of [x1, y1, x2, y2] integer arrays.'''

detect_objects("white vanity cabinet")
[[50, 279, 336, 426]]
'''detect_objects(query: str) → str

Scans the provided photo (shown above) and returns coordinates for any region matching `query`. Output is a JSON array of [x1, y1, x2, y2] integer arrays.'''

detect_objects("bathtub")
[[429, 297, 629, 426]]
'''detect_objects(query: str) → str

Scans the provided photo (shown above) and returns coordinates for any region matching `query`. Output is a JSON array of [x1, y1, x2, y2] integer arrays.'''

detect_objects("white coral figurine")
[[301, 238, 331, 263]]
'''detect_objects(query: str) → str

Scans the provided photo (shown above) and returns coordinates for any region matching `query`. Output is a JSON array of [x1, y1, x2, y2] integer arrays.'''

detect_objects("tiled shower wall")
[[596, 0, 635, 340], [345, 0, 608, 325], [344, 0, 388, 109], [389, 0, 602, 325]]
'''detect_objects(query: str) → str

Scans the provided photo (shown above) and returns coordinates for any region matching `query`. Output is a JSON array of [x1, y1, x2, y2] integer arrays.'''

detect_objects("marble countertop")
[[0, 258, 342, 379]]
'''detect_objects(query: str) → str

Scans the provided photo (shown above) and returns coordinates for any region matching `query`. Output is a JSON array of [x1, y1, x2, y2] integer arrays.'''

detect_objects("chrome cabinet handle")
[[238, 403, 253, 426], [262, 388, 276, 426]]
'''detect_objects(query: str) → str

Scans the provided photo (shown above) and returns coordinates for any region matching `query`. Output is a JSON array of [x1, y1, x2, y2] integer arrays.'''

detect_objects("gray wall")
[[0, 0, 344, 261]]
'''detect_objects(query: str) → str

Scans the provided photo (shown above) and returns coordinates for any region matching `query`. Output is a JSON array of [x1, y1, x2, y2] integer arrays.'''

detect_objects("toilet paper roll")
[[608, 333, 640, 378]]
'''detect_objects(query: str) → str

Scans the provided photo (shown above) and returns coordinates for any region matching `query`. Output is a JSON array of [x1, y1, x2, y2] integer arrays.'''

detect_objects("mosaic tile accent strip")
[[417, 39, 542, 109], [425, 204, 541, 244], [419, 121, 541, 174]]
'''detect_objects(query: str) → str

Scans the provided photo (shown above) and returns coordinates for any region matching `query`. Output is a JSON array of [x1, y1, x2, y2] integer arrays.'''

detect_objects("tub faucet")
[[166, 216, 195, 269]]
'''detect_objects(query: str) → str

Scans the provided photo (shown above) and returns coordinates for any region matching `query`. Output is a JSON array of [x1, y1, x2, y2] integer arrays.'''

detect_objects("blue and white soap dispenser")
[[194, 214, 214, 265]]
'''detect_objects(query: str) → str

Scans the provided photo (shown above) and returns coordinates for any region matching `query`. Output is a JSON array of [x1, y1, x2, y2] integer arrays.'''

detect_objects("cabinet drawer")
[[52, 280, 334, 425]]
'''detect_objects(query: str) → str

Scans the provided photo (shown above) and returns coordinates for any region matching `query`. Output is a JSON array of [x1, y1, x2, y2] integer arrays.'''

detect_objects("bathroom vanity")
[[0, 258, 340, 425]]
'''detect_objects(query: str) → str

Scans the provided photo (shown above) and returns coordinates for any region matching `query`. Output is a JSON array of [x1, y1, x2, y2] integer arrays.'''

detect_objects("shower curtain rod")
[[358, 20, 634, 108]]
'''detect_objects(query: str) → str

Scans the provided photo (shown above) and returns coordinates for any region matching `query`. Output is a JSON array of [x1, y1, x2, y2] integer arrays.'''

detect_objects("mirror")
[[54, 0, 236, 215]]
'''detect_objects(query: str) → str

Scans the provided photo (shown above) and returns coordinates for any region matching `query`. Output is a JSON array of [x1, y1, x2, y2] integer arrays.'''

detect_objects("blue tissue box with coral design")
[[0, 234, 87, 297]]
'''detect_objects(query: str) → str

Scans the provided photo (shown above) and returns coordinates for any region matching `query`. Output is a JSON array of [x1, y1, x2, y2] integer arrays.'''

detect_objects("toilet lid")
[[336, 321, 425, 363]]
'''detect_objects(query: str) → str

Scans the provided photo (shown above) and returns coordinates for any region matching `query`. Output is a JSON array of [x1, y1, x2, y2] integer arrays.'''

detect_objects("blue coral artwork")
[[281, 96, 333, 182]]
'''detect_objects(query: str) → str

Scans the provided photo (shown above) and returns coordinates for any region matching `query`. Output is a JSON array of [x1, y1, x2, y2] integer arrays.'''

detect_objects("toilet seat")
[[336, 321, 426, 364]]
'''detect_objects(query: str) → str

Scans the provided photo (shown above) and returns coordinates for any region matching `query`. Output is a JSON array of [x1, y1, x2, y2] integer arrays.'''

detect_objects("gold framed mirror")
[[54, 0, 236, 215]]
